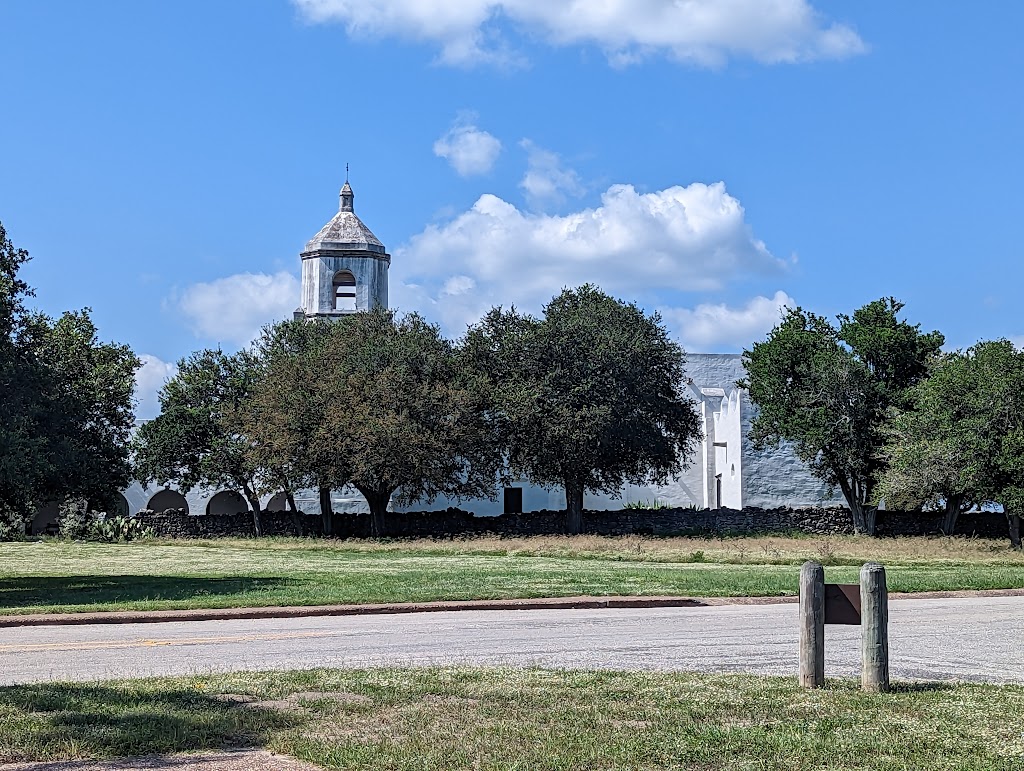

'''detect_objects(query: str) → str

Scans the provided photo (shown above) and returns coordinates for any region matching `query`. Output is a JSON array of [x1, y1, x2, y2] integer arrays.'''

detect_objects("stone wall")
[[134, 506, 1013, 540]]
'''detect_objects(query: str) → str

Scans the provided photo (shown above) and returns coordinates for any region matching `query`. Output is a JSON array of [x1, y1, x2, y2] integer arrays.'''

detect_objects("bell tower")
[[295, 178, 390, 319]]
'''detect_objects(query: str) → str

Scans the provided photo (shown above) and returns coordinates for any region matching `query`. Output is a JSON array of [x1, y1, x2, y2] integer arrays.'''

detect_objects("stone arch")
[[85, 492, 131, 517], [206, 490, 249, 516], [31, 501, 60, 536], [265, 492, 289, 513], [147, 489, 189, 514], [113, 492, 130, 517], [333, 269, 357, 311]]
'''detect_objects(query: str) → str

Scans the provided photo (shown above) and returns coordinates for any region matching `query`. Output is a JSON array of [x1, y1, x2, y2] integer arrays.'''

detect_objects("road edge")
[[2, 588, 1023, 628]]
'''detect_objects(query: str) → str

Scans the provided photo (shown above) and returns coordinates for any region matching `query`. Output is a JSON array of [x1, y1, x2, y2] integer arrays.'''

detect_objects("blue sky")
[[2, 1, 1023, 416]]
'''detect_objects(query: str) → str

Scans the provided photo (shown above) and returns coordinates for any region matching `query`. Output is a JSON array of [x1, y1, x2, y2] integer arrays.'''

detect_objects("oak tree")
[[245, 318, 347, 533], [880, 340, 1024, 545], [134, 348, 268, 535], [742, 298, 943, 535], [465, 285, 702, 534], [250, 309, 501, 536], [0, 222, 138, 535]]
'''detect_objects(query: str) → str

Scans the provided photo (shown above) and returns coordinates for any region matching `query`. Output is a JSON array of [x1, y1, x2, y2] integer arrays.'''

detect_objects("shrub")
[[623, 499, 670, 510], [87, 514, 153, 543], [0, 515, 26, 541], [58, 501, 153, 543], [57, 499, 92, 540]]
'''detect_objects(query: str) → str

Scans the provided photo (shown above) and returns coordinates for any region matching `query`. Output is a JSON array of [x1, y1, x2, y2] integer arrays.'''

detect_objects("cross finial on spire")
[[339, 172, 354, 213]]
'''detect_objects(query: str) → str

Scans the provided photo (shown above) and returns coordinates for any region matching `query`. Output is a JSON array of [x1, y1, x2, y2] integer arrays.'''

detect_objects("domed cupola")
[[295, 178, 390, 319]]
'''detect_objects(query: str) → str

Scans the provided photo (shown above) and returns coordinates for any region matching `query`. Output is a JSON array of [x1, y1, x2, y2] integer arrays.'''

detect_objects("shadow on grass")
[[0, 682, 298, 762], [0, 576, 295, 611]]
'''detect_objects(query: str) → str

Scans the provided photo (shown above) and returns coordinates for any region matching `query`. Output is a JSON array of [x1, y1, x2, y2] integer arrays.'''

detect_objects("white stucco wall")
[[393, 352, 843, 514], [31, 354, 841, 533], [300, 252, 389, 316], [683, 354, 843, 508]]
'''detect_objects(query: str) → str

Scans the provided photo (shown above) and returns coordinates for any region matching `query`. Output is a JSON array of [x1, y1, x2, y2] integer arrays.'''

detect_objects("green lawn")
[[1, 667, 1022, 769], [1, 535, 1022, 615]]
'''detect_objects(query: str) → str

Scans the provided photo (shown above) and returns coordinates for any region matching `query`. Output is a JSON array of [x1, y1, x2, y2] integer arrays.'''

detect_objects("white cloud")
[[442, 275, 476, 296], [391, 181, 783, 334], [293, 0, 865, 67], [176, 271, 301, 346], [661, 291, 794, 353], [519, 140, 583, 209], [134, 354, 177, 421], [433, 117, 503, 176]]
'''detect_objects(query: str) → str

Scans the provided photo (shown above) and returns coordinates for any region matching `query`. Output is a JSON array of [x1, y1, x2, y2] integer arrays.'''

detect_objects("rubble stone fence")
[[132, 505, 1012, 540]]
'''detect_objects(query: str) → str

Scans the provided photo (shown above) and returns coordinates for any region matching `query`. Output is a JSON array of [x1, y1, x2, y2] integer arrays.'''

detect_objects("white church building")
[[32, 181, 838, 533]]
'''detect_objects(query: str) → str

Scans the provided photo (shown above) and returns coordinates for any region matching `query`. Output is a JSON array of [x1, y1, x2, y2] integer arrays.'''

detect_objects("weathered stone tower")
[[295, 180, 389, 319]]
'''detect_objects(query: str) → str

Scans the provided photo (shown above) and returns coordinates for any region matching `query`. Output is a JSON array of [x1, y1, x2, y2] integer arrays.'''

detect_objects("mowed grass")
[[1, 534, 1022, 614], [1, 667, 1023, 770]]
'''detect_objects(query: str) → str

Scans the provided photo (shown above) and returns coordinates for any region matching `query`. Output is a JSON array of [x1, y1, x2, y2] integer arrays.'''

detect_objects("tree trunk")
[[1010, 514, 1022, 551], [850, 501, 877, 536], [319, 486, 332, 537], [834, 473, 876, 536], [362, 489, 391, 538], [565, 480, 584, 535], [940, 496, 961, 536], [279, 489, 300, 535], [241, 486, 263, 537]]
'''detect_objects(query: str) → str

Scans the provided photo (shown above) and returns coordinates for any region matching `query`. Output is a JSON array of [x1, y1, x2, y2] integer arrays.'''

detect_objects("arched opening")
[[147, 489, 189, 514], [333, 270, 356, 311], [113, 492, 130, 517], [206, 490, 249, 516], [31, 501, 60, 536], [266, 492, 289, 512], [87, 493, 131, 517]]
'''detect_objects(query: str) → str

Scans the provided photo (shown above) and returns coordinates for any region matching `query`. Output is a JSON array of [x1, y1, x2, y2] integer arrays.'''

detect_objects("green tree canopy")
[[0, 222, 138, 535], [33, 309, 139, 512], [879, 346, 992, 532], [975, 341, 1024, 548], [464, 285, 702, 534], [134, 348, 268, 535], [741, 298, 943, 534], [0, 222, 44, 525], [246, 318, 349, 532], [880, 340, 1024, 545], [249, 309, 502, 536]]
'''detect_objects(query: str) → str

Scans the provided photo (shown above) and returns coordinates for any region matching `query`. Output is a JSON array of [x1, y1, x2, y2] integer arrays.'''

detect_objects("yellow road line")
[[0, 630, 335, 654]]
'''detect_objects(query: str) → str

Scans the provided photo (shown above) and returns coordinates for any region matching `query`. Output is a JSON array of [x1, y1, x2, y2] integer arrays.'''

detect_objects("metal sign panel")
[[824, 583, 861, 625]]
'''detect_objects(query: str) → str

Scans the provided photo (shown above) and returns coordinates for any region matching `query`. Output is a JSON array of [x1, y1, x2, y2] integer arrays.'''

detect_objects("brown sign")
[[824, 583, 861, 625]]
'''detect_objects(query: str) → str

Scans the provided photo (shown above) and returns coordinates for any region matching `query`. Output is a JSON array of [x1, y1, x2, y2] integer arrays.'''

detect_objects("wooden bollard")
[[799, 561, 825, 688], [860, 562, 889, 693]]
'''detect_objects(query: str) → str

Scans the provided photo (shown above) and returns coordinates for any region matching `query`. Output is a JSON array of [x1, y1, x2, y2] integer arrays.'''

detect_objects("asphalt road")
[[0, 596, 1020, 685]]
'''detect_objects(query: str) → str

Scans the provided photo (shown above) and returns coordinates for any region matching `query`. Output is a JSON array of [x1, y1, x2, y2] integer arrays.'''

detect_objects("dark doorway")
[[503, 487, 524, 514]]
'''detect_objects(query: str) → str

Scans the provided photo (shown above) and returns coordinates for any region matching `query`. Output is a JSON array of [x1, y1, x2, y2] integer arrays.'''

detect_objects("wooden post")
[[799, 561, 825, 688], [860, 562, 889, 693]]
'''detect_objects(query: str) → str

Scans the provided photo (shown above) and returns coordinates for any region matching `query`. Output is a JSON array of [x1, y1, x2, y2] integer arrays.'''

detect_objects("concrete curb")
[[1, 588, 1021, 628], [0, 596, 714, 628]]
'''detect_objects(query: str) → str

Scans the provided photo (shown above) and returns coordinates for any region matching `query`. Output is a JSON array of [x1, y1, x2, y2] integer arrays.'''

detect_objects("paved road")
[[0, 596, 1020, 685]]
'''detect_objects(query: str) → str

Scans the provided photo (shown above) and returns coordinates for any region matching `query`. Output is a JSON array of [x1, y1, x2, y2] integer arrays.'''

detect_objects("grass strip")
[[1, 535, 1022, 615], [1, 667, 1022, 770]]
